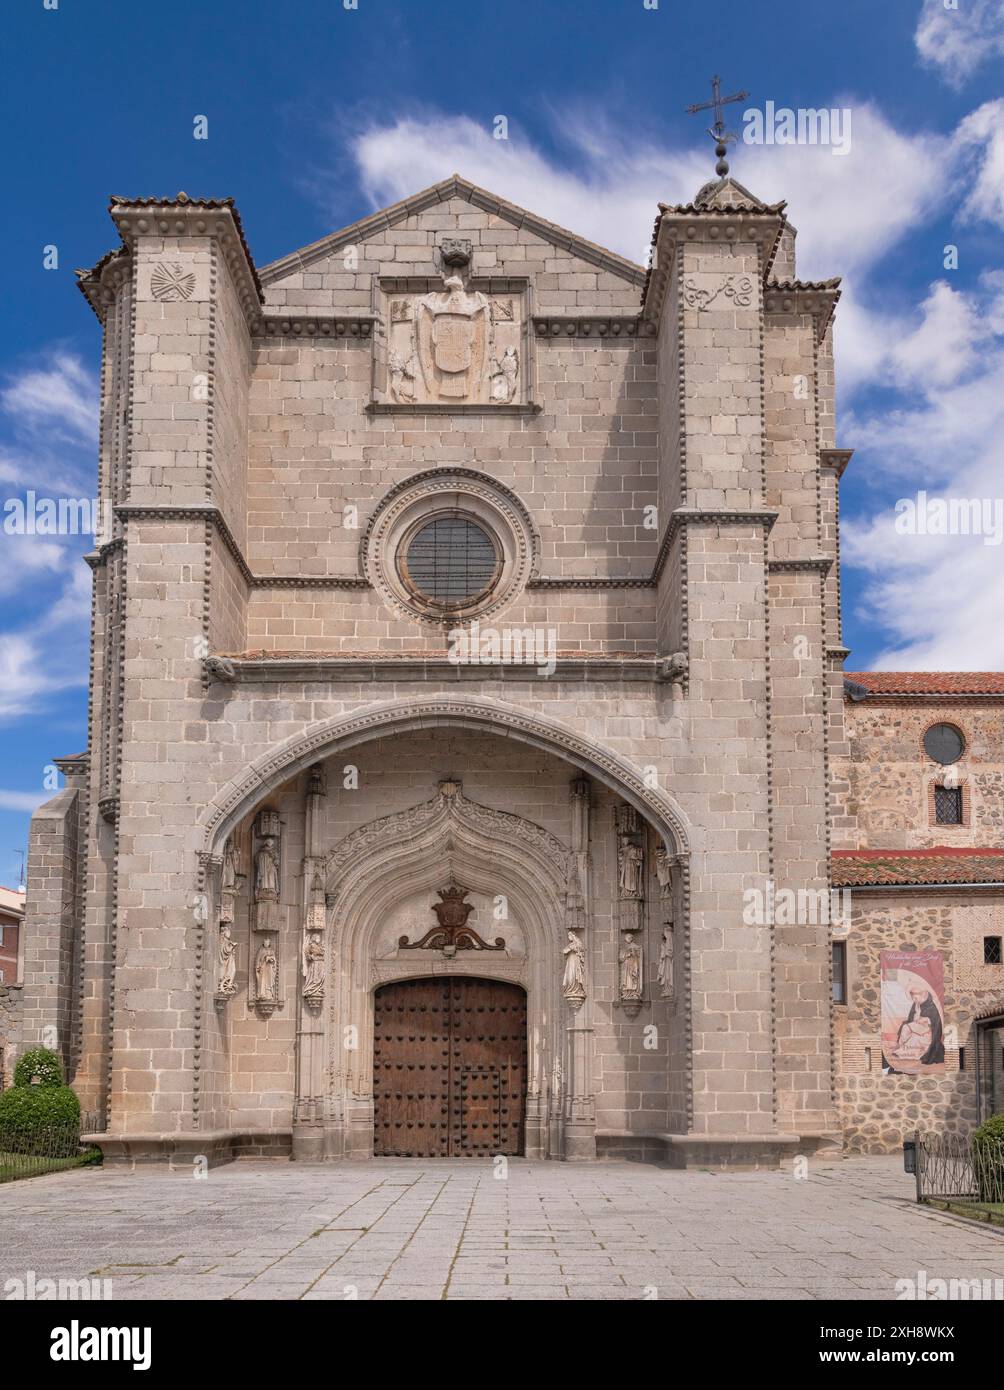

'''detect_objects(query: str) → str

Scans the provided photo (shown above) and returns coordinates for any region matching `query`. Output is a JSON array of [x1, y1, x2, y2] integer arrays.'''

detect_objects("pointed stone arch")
[[311, 780, 573, 1159], [197, 693, 691, 875]]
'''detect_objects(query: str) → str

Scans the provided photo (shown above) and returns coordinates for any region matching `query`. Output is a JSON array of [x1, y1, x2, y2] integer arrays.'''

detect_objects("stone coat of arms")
[[417, 275, 490, 400], [384, 268, 521, 406]]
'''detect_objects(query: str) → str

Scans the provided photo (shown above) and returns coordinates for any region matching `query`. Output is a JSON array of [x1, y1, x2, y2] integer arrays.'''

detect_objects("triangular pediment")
[[694, 175, 775, 210], [260, 174, 646, 286]]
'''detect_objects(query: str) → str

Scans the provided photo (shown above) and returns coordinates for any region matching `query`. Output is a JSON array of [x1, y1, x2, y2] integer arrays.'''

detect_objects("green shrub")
[[974, 1113, 1004, 1203], [0, 1084, 81, 1157], [12, 1047, 64, 1089], [974, 1113, 1004, 1147]]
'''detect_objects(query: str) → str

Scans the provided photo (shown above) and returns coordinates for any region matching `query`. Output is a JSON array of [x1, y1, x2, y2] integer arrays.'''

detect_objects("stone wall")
[[836, 700, 1004, 848], [19, 784, 84, 1079], [0, 984, 22, 1089], [837, 892, 1004, 1152]]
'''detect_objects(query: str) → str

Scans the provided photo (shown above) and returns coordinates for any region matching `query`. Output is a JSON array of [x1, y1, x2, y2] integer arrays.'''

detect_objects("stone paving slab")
[[2, 1154, 1003, 1301]]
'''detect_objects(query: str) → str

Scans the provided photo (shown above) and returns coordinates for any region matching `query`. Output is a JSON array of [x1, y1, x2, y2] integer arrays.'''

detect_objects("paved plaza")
[[2, 1154, 1003, 1300]]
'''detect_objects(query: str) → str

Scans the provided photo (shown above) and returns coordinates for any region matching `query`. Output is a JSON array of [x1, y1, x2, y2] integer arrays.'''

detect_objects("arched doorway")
[[373, 976, 527, 1157]]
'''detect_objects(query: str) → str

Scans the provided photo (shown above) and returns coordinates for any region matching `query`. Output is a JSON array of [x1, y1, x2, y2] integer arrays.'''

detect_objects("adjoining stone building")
[[15, 174, 1004, 1165]]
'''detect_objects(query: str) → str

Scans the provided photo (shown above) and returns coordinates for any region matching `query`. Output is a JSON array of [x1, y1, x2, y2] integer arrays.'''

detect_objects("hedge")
[[12, 1047, 64, 1089]]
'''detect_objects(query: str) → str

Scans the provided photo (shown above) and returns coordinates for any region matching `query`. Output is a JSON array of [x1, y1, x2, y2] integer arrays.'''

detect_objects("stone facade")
[[16, 175, 1001, 1165], [832, 684, 1004, 1151]]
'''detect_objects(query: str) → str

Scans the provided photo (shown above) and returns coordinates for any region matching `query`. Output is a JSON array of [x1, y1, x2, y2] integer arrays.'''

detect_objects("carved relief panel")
[[380, 272, 526, 407]]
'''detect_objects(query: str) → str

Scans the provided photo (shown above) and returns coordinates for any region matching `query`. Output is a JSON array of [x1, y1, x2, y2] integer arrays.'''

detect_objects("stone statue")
[[388, 347, 417, 403], [219, 837, 240, 924], [618, 837, 644, 899], [222, 838, 239, 894], [302, 931, 325, 1001], [562, 930, 586, 1004], [657, 925, 674, 998], [620, 932, 642, 998], [489, 346, 519, 402], [217, 924, 237, 997], [655, 846, 674, 898], [254, 836, 280, 902], [255, 937, 277, 1002]]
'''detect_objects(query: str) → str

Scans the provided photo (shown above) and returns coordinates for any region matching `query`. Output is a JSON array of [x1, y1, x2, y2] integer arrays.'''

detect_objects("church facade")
[[14, 174, 1004, 1166]]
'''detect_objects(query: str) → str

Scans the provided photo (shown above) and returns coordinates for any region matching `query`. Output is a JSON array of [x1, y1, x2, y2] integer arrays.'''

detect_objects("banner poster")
[[880, 949, 946, 1075]]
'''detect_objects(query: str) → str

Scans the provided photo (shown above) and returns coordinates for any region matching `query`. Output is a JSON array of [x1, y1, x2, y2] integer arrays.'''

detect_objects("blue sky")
[[1, 0, 1003, 886]]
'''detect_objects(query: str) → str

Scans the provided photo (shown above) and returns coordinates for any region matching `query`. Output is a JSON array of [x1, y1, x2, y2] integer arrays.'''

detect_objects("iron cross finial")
[[685, 74, 750, 178]]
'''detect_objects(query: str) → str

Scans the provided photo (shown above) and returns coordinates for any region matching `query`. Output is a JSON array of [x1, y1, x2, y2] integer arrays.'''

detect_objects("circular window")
[[363, 469, 537, 626], [400, 516, 500, 609], [923, 723, 965, 765]]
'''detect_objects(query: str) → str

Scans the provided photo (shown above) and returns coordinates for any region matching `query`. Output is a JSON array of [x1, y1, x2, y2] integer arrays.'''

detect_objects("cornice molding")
[[653, 507, 780, 580], [108, 199, 264, 325], [528, 576, 654, 590], [764, 282, 841, 343], [75, 248, 132, 322], [115, 504, 255, 586], [642, 208, 788, 324], [767, 556, 834, 574], [820, 448, 854, 477], [205, 654, 662, 685], [253, 314, 375, 340], [532, 316, 656, 339], [365, 401, 542, 417], [113, 502, 665, 593]]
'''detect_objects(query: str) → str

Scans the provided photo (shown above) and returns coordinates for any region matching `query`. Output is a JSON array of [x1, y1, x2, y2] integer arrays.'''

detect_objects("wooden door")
[[373, 977, 527, 1157]]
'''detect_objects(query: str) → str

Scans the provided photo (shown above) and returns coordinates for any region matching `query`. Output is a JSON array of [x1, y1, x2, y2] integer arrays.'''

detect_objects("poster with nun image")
[[880, 950, 946, 1075]]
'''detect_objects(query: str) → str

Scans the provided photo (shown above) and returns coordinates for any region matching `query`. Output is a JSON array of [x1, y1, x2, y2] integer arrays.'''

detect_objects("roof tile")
[[844, 671, 1004, 696], [832, 847, 1004, 887]]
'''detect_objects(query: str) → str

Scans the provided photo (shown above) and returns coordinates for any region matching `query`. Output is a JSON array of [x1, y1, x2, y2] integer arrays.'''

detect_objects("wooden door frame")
[[372, 975, 529, 1157]]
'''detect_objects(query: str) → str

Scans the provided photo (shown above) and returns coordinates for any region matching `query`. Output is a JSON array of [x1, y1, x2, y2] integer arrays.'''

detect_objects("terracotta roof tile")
[[768, 277, 842, 291], [832, 847, 1004, 887], [844, 671, 1004, 696]]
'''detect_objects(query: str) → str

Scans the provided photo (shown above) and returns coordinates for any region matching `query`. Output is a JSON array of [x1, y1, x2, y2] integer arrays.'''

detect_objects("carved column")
[[250, 810, 283, 1016], [655, 845, 679, 1005], [562, 775, 596, 1160], [213, 835, 243, 1004], [615, 804, 645, 1019], [293, 765, 327, 1160]]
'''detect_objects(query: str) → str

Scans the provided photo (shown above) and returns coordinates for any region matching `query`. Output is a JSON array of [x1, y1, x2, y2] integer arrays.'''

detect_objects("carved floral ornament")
[[362, 469, 537, 625], [324, 778, 571, 911], [683, 273, 754, 311]]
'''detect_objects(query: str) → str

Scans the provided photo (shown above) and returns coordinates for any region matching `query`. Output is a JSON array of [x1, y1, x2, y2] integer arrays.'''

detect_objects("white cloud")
[[841, 280, 1004, 667], [955, 99, 1004, 228], [915, 0, 1004, 86], [0, 351, 98, 446], [339, 100, 955, 282], [348, 112, 706, 267], [0, 789, 50, 812], [734, 101, 953, 280], [0, 534, 67, 597], [0, 562, 91, 722], [0, 350, 101, 585]]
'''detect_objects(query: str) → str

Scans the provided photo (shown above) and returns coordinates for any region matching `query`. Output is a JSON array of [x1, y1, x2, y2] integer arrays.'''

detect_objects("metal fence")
[[915, 1131, 1004, 1206], [0, 1113, 102, 1183]]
